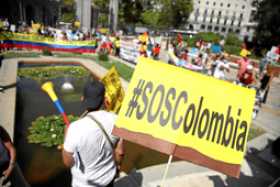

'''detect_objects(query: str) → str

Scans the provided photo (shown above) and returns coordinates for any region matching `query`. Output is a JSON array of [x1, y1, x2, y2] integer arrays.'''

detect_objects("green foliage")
[[195, 32, 221, 43], [119, 0, 144, 25], [42, 48, 53, 56], [98, 48, 109, 61], [98, 14, 109, 27], [28, 115, 79, 147], [141, 10, 160, 29], [224, 45, 241, 56], [225, 33, 242, 47], [158, 0, 193, 29], [255, 0, 280, 49], [93, 0, 109, 12], [61, 12, 76, 23], [18, 66, 90, 81], [223, 33, 242, 56], [61, 0, 76, 23]]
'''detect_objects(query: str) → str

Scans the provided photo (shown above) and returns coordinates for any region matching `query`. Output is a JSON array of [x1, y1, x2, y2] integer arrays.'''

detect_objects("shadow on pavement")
[[115, 170, 143, 187]]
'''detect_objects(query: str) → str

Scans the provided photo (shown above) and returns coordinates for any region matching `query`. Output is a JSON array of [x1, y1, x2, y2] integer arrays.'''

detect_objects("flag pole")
[[158, 155, 173, 187]]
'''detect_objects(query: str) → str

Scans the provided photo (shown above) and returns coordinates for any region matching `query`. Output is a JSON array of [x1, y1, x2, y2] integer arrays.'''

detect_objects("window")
[[236, 29, 240, 34], [224, 18, 228, 25], [213, 2, 216, 6], [220, 3, 223, 7], [228, 28, 233, 33], [227, 3, 231, 8], [218, 11, 222, 16], [214, 26, 219, 31], [221, 27, 226, 32], [208, 25, 213, 31], [203, 10, 208, 22], [242, 5, 246, 9], [201, 24, 205, 29], [238, 21, 242, 27], [206, 1, 209, 5], [195, 9, 200, 22], [240, 13, 243, 19]]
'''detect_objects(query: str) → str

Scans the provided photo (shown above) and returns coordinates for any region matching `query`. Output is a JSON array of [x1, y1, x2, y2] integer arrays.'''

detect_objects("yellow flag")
[[31, 23, 41, 33], [240, 48, 251, 57], [101, 66, 125, 113]]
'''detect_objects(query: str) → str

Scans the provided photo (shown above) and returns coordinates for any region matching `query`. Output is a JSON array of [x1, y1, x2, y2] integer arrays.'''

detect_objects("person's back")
[[237, 57, 250, 79], [64, 110, 118, 187]]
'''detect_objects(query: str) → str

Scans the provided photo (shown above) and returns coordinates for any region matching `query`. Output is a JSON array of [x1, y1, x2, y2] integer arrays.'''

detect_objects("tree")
[[255, 0, 280, 49], [158, 0, 193, 29], [61, 0, 76, 23], [93, 0, 109, 13], [119, 0, 143, 25], [141, 10, 160, 29]]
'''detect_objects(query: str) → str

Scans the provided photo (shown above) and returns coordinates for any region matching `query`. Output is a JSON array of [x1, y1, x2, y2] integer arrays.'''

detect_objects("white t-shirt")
[[213, 60, 229, 80], [64, 110, 119, 187]]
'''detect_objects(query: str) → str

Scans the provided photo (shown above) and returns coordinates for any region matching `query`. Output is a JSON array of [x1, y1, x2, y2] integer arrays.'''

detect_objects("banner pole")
[[159, 155, 173, 187]]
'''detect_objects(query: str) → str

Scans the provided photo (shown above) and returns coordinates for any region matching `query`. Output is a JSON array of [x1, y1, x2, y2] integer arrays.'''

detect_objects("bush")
[[98, 48, 109, 61], [42, 48, 53, 56], [224, 45, 241, 56], [28, 115, 78, 148], [195, 32, 222, 43], [225, 33, 242, 47]]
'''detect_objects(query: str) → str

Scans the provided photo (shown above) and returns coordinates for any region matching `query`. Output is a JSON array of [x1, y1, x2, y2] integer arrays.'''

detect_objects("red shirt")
[[240, 71, 254, 85]]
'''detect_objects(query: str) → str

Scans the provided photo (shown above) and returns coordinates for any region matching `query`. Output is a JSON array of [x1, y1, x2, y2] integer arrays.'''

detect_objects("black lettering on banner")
[[172, 91, 188, 130], [208, 112, 224, 142], [127, 79, 250, 152], [147, 84, 165, 123], [221, 106, 234, 146], [160, 88, 176, 127], [192, 97, 204, 135], [236, 121, 248, 151], [231, 109, 242, 149], [136, 81, 153, 120], [126, 79, 145, 118], [197, 109, 210, 138], [183, 104, 196, 134]]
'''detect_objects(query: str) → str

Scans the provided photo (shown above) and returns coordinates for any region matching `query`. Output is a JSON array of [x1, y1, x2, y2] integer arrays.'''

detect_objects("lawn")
[[3, 51, 135, 82]]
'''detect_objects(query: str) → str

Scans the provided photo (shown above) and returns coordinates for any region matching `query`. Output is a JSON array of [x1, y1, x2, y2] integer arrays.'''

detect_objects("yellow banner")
[[116, 57, 255, 165], [102, 66, 125, 113]]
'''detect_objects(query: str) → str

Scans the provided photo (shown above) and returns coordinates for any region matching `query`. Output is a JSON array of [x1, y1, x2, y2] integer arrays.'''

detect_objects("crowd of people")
[[1, 17, 280, 187]]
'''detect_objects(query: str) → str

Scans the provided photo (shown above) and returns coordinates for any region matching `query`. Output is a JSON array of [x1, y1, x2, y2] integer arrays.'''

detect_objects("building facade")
[[188, 0, 258, 40]]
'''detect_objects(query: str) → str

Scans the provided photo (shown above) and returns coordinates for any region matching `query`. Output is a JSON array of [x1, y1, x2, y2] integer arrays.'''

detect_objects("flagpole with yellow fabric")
[[101, 66, 125, 113]]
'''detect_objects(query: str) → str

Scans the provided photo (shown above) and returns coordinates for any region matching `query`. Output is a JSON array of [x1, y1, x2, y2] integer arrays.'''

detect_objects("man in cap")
[[62, 80, 124, 187]]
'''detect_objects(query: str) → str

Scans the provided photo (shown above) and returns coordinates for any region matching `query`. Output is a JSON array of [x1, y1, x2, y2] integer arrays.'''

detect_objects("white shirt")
[[214, 60, 229, 80], [64, 111, 119, 187]]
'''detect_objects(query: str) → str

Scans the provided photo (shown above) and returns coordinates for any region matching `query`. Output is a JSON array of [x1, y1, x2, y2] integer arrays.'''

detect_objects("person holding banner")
[[62, 80, 124, 187]]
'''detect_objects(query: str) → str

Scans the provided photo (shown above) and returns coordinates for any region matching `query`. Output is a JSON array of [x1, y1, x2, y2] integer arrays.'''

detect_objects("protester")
[[236, 55, 251, 80], [152, 43, 161, 60], [239, 64, 256, 86], [213, 55, 230, 80], [62, 80, 124, 187], [0, 126, 16, 186], [114, 36, 120, 57]]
